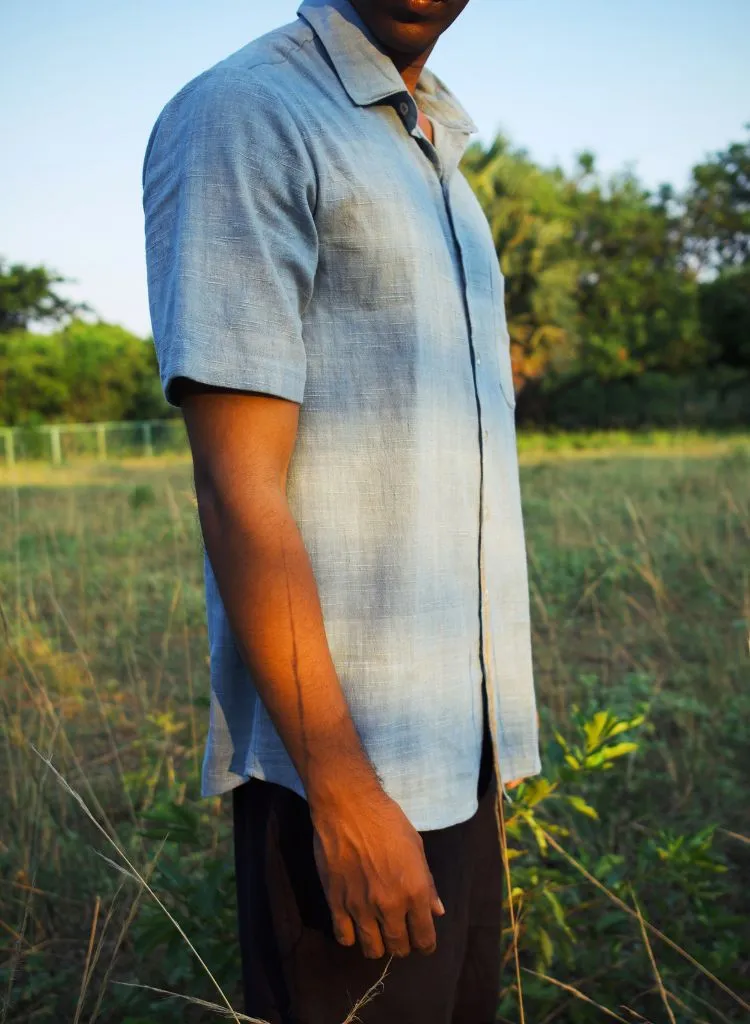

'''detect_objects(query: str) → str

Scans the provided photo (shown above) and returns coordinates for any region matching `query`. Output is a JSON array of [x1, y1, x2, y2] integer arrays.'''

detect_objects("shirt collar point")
[[299, 0, 476, 131]]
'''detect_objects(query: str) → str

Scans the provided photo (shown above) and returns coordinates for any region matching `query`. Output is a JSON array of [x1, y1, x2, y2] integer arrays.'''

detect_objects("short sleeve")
[[142, 71, 318, 407]]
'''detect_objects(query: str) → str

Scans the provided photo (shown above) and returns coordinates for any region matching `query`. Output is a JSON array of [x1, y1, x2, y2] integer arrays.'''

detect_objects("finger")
[[331, 907, 356, 948], [318, 868, 356, 947], [427, 872, 445, 917], [354, 915, 386, 960], [406, 899, 438, 955], [378, 911, 411, 958]]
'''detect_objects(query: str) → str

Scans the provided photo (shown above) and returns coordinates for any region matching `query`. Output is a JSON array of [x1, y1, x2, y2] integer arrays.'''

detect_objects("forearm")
[[195, 476, 382, 810]]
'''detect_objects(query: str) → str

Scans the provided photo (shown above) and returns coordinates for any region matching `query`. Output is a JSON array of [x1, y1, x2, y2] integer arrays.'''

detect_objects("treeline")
[[1, 128, 748, 429], [0, 265, 167, 426], [462, 129, 750, 428]]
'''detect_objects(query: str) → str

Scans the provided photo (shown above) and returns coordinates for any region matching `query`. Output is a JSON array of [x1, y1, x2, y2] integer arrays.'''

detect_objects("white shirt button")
[[476, 356, 481, 365]]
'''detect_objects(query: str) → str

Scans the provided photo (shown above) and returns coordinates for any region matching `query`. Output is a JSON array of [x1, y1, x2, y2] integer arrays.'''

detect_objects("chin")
[[353, 0, 470, 54], [376, 22, 444, 53]]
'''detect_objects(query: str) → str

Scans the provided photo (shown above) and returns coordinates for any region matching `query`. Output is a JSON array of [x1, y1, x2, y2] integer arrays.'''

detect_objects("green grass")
[[517, 428, 750, 459], [1, 444, 748, 1022]]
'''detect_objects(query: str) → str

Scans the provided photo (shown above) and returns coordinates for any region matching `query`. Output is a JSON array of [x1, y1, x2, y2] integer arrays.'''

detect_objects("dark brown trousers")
[[232, 722, 503, 1024]]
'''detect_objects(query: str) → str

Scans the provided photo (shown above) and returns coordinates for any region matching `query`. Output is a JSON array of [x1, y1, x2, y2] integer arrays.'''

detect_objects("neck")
[[387, 43, 436, 95]]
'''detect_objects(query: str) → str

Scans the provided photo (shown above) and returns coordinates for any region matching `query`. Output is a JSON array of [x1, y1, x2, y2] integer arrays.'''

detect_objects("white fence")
[[0, 419, 189, 466]]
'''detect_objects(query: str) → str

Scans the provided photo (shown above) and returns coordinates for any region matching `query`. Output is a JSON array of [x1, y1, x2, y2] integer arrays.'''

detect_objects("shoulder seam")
[[214, 21, 315, 77], [209, 33, 323, 212]]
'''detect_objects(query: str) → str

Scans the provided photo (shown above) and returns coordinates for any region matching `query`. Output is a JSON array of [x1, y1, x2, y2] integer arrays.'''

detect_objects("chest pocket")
[[448, 175, 516, 412]]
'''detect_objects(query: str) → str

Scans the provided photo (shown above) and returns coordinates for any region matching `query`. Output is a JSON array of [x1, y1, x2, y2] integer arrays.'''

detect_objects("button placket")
[[440, 176, 497, 790]]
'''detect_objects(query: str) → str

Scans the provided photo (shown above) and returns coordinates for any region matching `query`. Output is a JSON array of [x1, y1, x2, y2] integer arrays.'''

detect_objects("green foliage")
[[0, 318, 168, 426], [499, 707, 739, 1021], [462, 137, 579, 383], [129, 483, 157, 510], [686, 127, 750, 270], [0, 258, 87, 333], [460, 129, 750, 428], [125, 801, 238, 1019], [57, 320, 163, 423], [519, 367, 750, 429], [699, 265, 750, 368], [566, 163, 706, 378]]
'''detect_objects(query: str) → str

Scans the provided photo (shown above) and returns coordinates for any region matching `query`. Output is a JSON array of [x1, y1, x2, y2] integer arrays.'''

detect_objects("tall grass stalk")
[[31, 749, 245, 1024]]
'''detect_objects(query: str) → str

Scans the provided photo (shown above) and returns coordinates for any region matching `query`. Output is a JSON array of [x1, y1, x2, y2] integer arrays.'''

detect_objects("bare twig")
[[631, 890, 676, 1024], [73, 895, 101, 1024], [522, 968, 635, 1023], [114, 983, 267, 1022], [342, 957, 393, 1024]]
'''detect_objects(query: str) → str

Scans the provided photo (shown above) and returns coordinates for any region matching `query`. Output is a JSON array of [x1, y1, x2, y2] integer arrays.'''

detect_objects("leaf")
[[583, 710, 610, 751], [542, 888, 574, 939], [566, 794, 599, 820], [522, 777, 556, 807], [538, 927, 554, 966], [599, 741, 639, 761], [604, 714, 645, 739], [139, 801, 202, 844], [523, 812, 549, 855], [553, 729, 569, 750]]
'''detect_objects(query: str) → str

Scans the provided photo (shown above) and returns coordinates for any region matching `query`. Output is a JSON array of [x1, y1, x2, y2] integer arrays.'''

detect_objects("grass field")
[[1, 437, 749, 1022]]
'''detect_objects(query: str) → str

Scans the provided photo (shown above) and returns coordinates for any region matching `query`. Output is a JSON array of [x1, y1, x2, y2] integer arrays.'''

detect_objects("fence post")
[[143, 421, 154, 458], [97, 423, 107, 461], [2, 430, 14, 468], [50, 426, 62, 466]]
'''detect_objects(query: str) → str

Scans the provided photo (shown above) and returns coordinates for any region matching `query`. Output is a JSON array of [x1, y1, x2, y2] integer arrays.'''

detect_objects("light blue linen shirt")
[[142, 0, 541, 830]]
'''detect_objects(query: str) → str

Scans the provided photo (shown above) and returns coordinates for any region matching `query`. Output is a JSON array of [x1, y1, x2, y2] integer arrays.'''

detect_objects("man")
[[142, 0, 540, 1020]]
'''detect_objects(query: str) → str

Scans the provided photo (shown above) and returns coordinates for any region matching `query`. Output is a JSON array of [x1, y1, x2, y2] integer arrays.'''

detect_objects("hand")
[[312, 790, 445, 960]]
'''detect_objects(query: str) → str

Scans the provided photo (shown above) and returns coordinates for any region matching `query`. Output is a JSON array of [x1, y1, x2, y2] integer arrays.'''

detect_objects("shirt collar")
[[297, 0, 478, 134]]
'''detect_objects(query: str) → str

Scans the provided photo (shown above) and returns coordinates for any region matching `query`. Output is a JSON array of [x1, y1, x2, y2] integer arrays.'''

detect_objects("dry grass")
[[1, 440, 748, 1021]]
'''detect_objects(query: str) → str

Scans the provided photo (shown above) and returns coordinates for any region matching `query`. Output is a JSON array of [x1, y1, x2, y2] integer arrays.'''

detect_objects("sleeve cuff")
[[162, 353, 306, 408]]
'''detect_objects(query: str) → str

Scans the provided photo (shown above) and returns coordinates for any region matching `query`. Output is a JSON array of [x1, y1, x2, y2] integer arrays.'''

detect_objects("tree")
[[686, 129, 750, 271], [0, 320, 165, 426], [699, 266, 750, 369], [565, 159, 706, 378], [0, 259, 87, 333], [57, 320, 163, 422], [0, 329, 68, 425], [462, 136, 580, 390]]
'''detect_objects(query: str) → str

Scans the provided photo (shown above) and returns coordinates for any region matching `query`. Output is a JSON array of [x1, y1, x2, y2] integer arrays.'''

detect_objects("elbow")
[[192, 461, 287, 545], [193, 469, 225, 543]]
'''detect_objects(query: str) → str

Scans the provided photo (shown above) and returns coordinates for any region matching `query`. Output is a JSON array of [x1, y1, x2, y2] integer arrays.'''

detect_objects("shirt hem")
[[200, 755, 544, 832]]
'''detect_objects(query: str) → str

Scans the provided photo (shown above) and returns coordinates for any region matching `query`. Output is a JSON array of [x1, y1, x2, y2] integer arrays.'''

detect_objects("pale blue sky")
[[2, 0, 748, 336]]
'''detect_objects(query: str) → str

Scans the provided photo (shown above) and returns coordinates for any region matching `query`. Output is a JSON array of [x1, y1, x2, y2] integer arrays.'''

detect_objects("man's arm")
[[180, 381, 445, 959]]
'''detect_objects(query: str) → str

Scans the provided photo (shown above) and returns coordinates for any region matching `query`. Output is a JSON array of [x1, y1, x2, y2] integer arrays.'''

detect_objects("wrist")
[[305, 750, 385, 819]]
